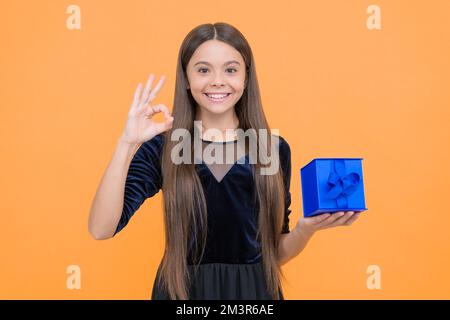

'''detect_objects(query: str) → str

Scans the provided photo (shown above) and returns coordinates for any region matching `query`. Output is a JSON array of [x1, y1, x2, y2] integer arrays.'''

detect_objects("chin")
[[202, 104, 235, 115]]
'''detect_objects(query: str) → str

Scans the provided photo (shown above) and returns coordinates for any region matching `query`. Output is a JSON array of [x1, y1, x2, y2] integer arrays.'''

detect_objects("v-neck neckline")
[[197, 154, 249, 184], [197, 137, 247, 183]]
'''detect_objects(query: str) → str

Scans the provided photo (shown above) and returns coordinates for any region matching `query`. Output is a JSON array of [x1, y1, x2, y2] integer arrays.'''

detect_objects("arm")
[[277, 211, 363, 266], [277, 224, 314, 266], [88, 74, 172, 240], [88, 137, 138, 240]]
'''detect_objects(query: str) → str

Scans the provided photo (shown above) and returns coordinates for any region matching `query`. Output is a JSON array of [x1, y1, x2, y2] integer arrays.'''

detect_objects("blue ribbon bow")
[[325, 159, 360, 208]]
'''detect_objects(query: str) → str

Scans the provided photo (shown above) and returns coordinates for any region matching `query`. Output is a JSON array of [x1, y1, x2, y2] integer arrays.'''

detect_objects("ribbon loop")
[[325, 159, 360, 208]]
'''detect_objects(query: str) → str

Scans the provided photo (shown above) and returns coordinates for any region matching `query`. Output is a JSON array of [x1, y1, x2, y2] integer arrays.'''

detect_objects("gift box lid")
[[301, 158, 364, 171]]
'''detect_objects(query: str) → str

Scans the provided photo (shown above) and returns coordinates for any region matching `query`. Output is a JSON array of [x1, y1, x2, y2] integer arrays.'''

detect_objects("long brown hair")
[[158, 22, 288, 299]]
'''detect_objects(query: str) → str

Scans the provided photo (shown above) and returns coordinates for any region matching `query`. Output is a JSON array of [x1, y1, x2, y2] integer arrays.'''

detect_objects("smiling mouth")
[[203, 93, 232, 103]]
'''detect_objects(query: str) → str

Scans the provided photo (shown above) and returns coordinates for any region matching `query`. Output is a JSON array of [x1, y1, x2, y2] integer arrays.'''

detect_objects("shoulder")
[[271, 134, 291, 156], [271, 134, 292, 182]]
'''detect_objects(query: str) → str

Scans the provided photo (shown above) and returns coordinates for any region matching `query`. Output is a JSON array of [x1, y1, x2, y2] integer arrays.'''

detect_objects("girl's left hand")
[[295, 211, 362, 237]]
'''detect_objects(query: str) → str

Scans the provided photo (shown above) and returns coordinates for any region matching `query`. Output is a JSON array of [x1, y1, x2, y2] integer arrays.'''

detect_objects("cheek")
[[190, 81, 208, 95], [186, 72, 204, 89], [188, 83, 204, 98], [230, 77, 246, 92]]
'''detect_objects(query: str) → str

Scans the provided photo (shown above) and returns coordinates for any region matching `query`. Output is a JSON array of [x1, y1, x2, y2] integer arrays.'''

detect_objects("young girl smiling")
[[88, 22, 361, 300]]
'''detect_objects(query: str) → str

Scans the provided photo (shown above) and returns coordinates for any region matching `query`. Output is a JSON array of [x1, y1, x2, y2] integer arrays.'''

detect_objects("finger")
[[151, 104, 171, 117], [140, 74, 156, 106], [343, 211, 362, 226], [132, 82, 143, 110], [309, 213, 331, 225], [334, 211, 355, 224], [146, 75, 166, 103], [315, 211, 345, 229], [325, 211, 356, 228], [145, 104, 172, 120], [144, 103, 160, 117]]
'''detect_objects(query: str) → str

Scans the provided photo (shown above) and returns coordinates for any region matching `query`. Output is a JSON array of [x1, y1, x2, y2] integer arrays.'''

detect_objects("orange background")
[[1, 0, 449, 299]]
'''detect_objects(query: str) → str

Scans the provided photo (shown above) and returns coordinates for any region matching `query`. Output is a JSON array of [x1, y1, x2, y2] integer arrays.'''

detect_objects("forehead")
[[189, 40, 244, 65]]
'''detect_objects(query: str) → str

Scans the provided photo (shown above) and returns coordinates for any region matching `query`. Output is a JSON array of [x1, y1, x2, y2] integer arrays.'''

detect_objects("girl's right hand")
[[120, 74, 174, 145]]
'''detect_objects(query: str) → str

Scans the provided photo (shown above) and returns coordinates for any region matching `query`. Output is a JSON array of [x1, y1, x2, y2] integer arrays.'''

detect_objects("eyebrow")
[[194, 60, 241, 67]]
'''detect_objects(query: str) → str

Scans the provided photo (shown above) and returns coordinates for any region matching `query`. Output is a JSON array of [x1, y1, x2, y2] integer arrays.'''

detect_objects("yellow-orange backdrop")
[[1, 0, 449, 299]]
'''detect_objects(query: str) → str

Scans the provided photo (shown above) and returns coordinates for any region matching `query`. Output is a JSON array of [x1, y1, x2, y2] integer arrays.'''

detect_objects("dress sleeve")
[[112, 134, 164, 237], [278, 136, 292, 234]]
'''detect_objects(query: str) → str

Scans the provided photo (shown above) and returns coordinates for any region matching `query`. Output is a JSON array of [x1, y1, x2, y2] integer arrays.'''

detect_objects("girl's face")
[[186, 40, 247, 117]]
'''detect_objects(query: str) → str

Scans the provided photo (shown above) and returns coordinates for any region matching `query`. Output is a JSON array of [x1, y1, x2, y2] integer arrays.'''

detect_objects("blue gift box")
[[300, 158, 368, 217]]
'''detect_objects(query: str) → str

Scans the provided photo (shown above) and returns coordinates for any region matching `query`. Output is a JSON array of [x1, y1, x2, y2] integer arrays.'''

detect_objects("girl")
[[88, 22, 361, 300]]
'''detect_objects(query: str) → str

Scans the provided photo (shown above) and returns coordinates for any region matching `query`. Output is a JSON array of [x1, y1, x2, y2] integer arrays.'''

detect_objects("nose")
[[211, 74, 226, 87]]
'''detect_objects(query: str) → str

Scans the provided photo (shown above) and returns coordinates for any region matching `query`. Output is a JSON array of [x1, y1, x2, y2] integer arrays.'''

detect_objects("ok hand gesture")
[[120, 74, 174, 145]]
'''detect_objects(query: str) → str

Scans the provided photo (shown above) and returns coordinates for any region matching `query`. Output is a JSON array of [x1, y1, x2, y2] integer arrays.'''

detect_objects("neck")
[[195, 107, 239, 131], [194, 107, 240, 141]]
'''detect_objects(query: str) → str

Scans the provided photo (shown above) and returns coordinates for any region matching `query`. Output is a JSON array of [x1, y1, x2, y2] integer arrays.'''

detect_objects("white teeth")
[[204, 93, 231, 102], [206, 93, 229, 99]]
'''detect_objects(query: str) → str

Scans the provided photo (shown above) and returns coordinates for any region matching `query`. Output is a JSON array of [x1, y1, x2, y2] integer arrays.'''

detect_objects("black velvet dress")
[[112, 132, 292, 300]]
